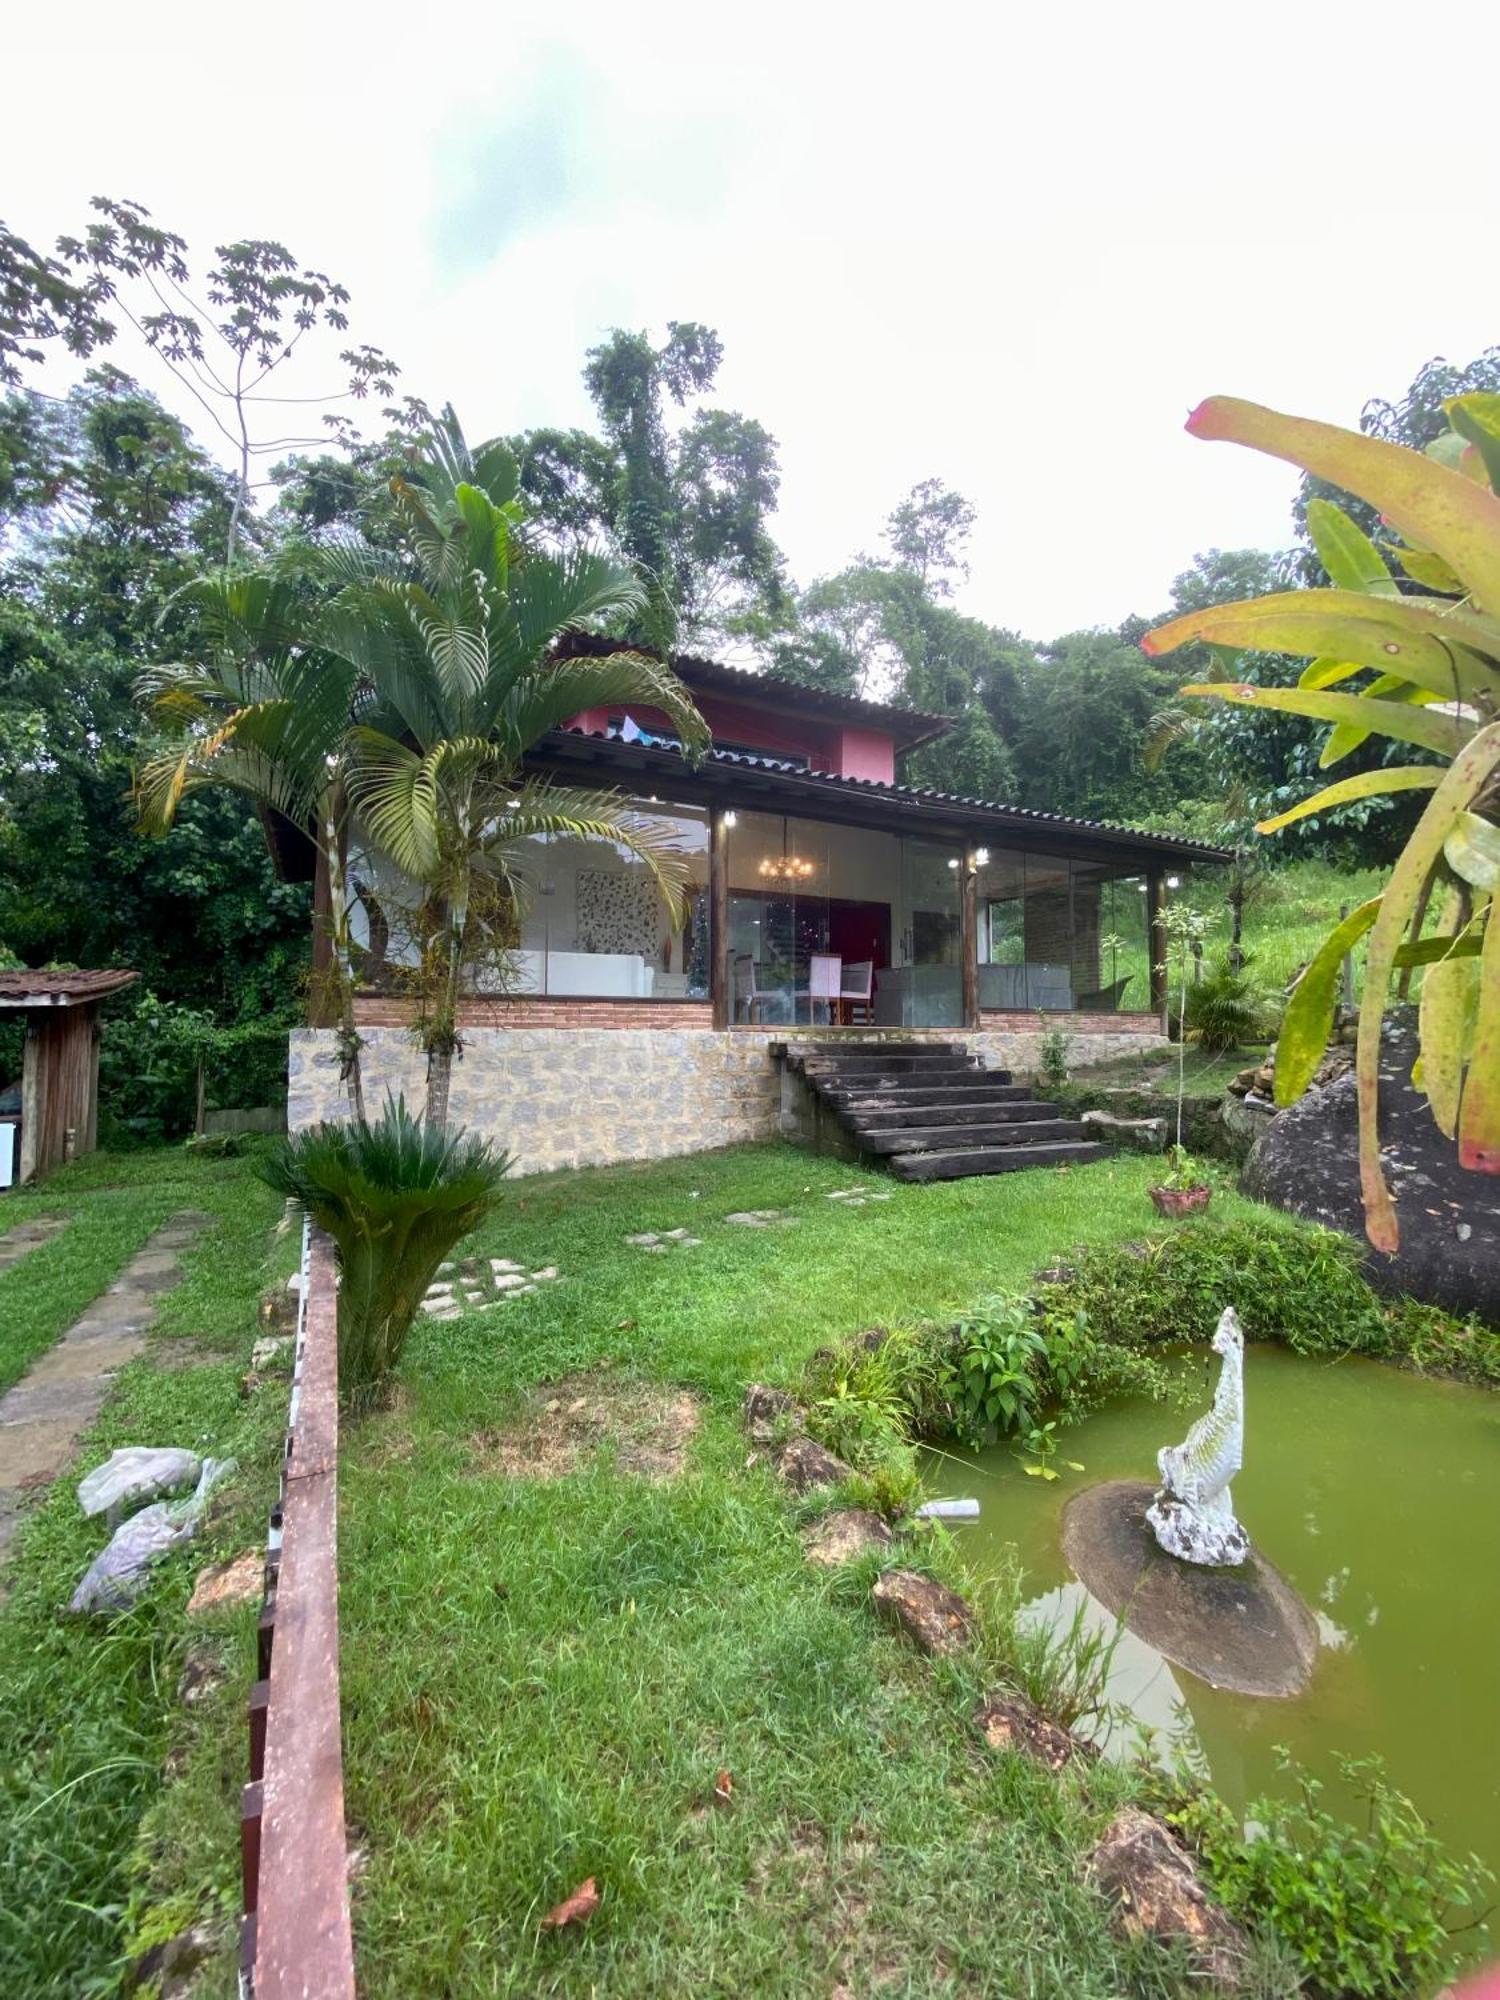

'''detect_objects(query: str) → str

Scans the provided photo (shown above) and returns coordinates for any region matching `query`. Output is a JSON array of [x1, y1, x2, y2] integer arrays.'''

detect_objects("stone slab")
[[1061, 1480, 1318, 1698]]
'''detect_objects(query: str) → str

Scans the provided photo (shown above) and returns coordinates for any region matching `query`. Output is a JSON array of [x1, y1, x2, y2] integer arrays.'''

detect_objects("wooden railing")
[[240, 1222, 354, 1997]]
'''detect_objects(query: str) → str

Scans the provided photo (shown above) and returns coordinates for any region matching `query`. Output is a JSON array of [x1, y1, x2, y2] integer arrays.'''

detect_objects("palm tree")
[[303, 409, 711, 1128], [134, 572, 371, 1117]]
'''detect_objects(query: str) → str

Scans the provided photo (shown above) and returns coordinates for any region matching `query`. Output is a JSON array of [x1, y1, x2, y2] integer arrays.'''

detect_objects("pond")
[[923, 1345, 1500, 1886]]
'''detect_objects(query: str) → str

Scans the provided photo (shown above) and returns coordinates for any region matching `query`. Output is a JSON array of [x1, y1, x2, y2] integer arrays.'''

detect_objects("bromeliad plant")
[[1145, 396, 1500, 1250]]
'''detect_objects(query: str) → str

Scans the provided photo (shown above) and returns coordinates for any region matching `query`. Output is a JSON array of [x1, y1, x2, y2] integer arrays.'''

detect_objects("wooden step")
[[890, 1140, 1108, 1182], [832, 1084, 1034, 1112], [861, 1119, 1088, 1154], [849, 1098, 1061, 1130]]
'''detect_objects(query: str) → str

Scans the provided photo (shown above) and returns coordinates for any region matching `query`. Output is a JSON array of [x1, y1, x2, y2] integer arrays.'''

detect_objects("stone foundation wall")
[[288, 1015, 1167, 1178]]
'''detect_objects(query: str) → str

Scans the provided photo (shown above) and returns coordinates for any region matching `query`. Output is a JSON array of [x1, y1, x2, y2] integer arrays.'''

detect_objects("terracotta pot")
[[1148, 1183, 1213, 1218]]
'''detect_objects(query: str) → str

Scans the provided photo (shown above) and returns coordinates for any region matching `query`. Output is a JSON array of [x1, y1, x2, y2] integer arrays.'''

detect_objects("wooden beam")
[[1147, 871, 1168, 1022], [960, 856, 979, 1029], [710, 810, 730, 1030]]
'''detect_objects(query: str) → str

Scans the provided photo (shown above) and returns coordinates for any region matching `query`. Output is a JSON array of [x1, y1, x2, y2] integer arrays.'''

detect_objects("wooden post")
[[309, 831, 336, 1028], [710, 810, 730, 1031], [960, 852, 979, 1029], [1147, 872, 1169, 1023], [195, 1054, 207, 1138], [1339, 904, 1355, 1016]]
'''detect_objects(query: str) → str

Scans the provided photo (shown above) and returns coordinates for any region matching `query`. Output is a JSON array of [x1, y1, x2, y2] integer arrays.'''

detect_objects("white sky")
[[7, 0, 1500, 639]]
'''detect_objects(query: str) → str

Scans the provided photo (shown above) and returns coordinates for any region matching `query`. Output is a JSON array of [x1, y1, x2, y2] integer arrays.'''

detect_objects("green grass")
[[337, 1143, 1285, 1997], [1200, 857, 1386, 997], [0, 1147, 293, 1997]]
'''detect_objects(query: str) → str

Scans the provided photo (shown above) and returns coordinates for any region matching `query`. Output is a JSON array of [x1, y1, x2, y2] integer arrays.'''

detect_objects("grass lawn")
[[338, 1142, 1283, 1997], [0, 1147, 294, 1996]]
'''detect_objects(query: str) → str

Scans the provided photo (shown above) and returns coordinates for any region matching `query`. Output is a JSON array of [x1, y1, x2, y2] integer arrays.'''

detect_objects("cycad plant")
[[258, 1095, 510, 1403], [1145, 395, 1500, 1250], [303, 408, 711, 1128]]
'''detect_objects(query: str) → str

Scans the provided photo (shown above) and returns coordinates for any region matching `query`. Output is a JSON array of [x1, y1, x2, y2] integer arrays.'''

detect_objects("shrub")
[[1042, 1217, 1389, 1357], [1156, 1755, 1493, 1998], [1038, 1024, 1070, 1088], [1182, 955, 1268, 1054], [257, 1096, 510, 1404]]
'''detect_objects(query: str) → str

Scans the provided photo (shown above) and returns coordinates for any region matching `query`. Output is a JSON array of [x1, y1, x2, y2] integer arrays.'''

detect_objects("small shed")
[[0, 970, 138, 1184]]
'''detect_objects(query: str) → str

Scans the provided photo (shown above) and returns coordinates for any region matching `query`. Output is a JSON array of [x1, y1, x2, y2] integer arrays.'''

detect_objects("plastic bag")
[[69, 1458, 238, 1614], [77, 1446, 201, 1522]]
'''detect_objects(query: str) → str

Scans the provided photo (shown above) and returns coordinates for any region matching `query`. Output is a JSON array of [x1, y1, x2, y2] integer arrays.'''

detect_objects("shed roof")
[[0, 969, 139, 1010]]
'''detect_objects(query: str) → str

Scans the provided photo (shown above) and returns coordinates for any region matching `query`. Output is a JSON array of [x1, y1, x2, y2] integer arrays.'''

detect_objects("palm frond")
[[492, 651, 710, 764]]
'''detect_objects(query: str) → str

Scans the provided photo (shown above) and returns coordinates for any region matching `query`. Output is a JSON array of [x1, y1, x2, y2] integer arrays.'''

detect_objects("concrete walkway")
[[0, 1209, 213, 1568], [0, 1213, 67, 1274]]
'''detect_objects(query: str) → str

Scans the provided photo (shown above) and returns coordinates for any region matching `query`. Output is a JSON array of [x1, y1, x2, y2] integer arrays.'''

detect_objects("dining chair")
[[807, 954, 842, 1026], [839, 959, 874, 1025], [733, 953, 775, 1023]]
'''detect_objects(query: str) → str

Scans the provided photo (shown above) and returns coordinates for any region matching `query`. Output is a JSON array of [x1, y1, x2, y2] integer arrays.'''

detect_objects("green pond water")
[[923, 1345, 1500, 1886]]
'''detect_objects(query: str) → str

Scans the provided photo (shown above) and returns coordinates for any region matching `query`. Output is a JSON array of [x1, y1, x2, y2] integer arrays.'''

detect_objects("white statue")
[[1146, 1307, 1250, 1567]]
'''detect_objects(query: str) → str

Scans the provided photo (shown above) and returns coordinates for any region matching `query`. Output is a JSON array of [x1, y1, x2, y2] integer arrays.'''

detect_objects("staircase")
[[782, 1039, 1107, 1183]]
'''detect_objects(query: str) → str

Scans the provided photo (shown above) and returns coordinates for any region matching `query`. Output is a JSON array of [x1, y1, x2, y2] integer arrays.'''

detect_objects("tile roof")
[[0, 969, 139, 1008], [547, 728, 1233, 863]]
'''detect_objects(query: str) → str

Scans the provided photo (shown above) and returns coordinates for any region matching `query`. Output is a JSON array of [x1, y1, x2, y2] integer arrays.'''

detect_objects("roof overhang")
[[528, 730, 1232, 868], [0, 969, 139, 1010]]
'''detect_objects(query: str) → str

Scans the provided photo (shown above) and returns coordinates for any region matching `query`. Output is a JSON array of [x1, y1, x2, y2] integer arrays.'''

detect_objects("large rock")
[[801, 1508, 892, 1568], [1087, 1806, 1247, 1987], [1062, 1482, 1318, 1698], [1082, 1109, 1168, 1153], [1244, 1014, 1500, 1322], [974, 1690, 1090, 1771], [743, 1382, 802, 1446], [774, 1435, 852, 1494], [871, 1568, 973, 1656]]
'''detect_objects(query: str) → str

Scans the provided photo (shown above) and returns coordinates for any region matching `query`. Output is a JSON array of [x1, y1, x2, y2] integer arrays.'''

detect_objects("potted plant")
[[1150, 1143, 1213, 1217], [1150, 900, 1214, 1216]]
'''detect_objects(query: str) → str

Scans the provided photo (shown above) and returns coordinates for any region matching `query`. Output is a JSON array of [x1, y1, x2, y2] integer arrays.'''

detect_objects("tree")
[[510, 322, 789, 652], [883, 478, 976, 596], [1, 197, 407, 562], [314, 409, 713, 1128], [0, 372, 311, 1020], [1146, 393, 1500, 1250]]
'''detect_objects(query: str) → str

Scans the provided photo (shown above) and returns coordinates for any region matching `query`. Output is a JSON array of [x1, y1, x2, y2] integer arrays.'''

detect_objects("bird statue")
[[1146, 1306, 1250, 1566]]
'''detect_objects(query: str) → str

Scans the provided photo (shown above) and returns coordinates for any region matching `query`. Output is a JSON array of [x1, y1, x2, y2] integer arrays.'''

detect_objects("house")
[[288, 645, 1225, 1174]]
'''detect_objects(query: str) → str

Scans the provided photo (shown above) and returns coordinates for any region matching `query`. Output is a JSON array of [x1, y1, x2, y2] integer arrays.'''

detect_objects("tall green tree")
[[510, 323, 788, 652]]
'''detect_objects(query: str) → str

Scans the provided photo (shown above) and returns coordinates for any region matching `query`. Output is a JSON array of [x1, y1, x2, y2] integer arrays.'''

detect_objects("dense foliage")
[[1147, 394, 1500, 1248]]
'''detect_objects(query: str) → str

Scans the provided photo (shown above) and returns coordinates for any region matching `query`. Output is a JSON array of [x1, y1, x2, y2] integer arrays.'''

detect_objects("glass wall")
[[724, 812, 964, 1027], [505, 800, 711, 998], [975, 852, 1150, 1013]]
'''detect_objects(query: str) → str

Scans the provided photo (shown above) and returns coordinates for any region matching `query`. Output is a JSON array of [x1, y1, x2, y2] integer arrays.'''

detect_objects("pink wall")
[[563, 693, 898, 780]]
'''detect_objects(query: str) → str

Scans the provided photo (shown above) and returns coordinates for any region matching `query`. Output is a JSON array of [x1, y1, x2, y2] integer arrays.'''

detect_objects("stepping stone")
[[531, 1266, 559, 1281], [187, 1549, 263, 1617], [626, 1232, 661, 1247], [725, 1210, 798, 1228], [491, 1259, 524, 1274], [0, 1214, 67, 1275]]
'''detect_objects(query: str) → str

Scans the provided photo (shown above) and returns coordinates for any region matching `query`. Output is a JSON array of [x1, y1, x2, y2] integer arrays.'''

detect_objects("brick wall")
[[353, 995, 713, 1031]]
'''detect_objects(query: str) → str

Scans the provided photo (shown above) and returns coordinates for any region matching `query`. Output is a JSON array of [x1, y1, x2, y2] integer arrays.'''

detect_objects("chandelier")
[[758, 855, 816, 881]]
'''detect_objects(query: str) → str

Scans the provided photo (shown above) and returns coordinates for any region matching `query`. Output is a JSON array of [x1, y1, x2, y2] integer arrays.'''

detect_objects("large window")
[[976, 852, 1150, 1014], [725, 812, 964, 1027], [508, 801, 711, 998]]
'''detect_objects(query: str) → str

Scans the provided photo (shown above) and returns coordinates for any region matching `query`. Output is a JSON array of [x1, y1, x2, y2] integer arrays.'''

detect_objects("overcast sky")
[[8, 1, 1500, 639]]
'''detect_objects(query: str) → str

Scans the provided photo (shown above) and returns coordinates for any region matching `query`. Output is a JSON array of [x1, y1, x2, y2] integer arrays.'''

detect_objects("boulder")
[[1082, 1109, 1168, 1153], [774, 1435, 852, 1494], [1244, 1013, 1500, 1321], [974, 1690, 1090, 1770], [871, 1568, 973, 1656], [743, 1382, 802, 1446], [1087, 1807, 1247, 1988], [801, 1508, 892, 1568]]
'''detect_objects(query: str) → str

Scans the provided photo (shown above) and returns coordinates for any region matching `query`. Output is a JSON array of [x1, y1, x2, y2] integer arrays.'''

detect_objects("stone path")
[[825, 1187, 893, 1209], [0, 1210, 213, 1570], [421, 1255, 562, 1319], [625, 1228, 702, 1252], [0, 1213, 67, 1274]]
